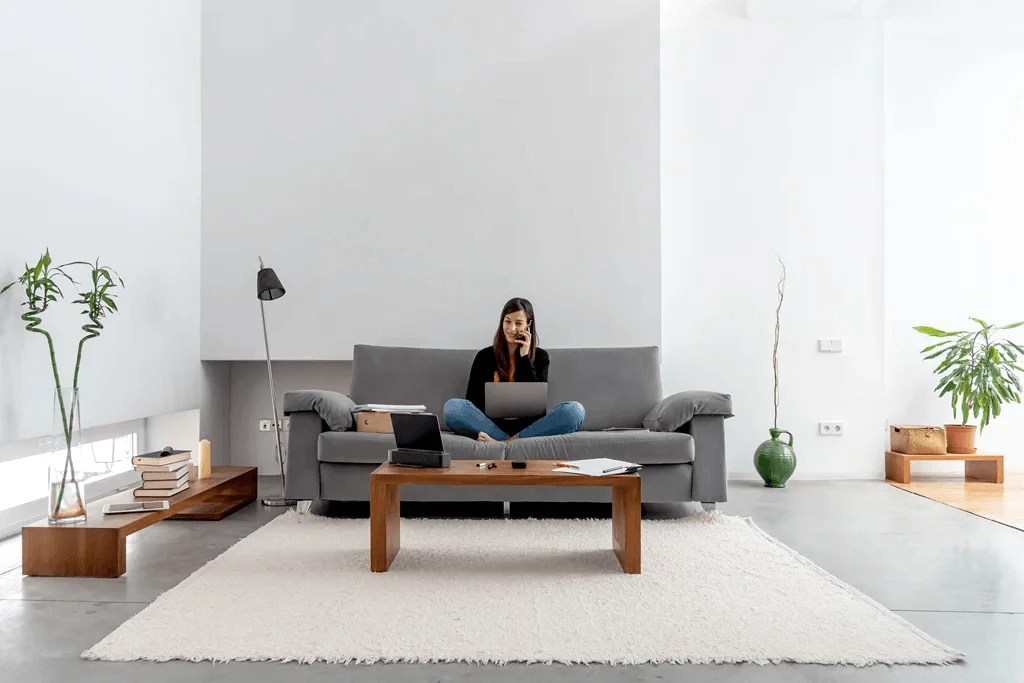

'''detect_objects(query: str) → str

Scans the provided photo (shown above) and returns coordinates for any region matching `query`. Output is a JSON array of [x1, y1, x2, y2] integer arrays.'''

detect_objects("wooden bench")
[[22, 466, 257, 578], [885, 451, 1004, 485]]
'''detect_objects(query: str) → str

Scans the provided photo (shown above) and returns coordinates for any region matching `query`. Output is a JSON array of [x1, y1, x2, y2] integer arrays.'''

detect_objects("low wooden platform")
[[22, 466, 257, 578], [885, 451, 1003, 485]]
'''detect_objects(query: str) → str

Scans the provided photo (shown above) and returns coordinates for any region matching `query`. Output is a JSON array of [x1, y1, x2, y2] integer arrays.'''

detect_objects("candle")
[[198, 439, 212, 479]]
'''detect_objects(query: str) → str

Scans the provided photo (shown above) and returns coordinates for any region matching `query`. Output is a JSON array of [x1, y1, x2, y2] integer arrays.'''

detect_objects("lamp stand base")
[[261, 495, 297, 507]]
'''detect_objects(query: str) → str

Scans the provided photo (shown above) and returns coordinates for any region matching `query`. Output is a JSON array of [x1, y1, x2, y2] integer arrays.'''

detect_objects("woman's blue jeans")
[[443, 398, 585, 440]]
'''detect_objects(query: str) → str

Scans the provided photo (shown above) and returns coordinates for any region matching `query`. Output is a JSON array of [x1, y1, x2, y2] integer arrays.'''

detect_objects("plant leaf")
[[914, 326, 953, 338]]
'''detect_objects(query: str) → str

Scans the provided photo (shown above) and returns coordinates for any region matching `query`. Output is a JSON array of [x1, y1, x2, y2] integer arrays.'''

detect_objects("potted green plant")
[[2, 251, 123, 523], [914, 318, 1023, 454]]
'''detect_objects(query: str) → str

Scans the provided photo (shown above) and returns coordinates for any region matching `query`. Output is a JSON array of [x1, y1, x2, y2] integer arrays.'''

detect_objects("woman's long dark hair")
[[493, 297, 537, 381]]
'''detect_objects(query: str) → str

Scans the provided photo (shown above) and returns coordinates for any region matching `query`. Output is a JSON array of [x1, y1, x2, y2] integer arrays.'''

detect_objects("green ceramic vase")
[[754, 428, 796, 488]]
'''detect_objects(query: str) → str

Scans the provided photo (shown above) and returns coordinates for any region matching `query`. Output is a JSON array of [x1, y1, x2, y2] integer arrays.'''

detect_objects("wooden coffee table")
[[369, 460, 641, 574], [22, 466, 257, 578]]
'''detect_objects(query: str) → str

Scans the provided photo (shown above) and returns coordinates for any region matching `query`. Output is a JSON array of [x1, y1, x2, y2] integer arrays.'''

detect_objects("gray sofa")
[[283, 345, 733, 505]]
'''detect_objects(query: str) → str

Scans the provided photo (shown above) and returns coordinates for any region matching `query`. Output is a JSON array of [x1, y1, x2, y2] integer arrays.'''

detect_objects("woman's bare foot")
[[477, 432, 496, 443], [505, 435, 519, 441]]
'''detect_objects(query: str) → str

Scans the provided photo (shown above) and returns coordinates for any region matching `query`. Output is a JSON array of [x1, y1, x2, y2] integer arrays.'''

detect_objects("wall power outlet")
[[258, 418, 290, 432], [819, 421, 845, 436]]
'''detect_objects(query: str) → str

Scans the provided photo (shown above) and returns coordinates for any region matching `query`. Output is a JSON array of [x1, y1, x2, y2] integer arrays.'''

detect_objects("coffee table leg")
[[612, 480, 641, 574], [370, 479, 400, 572]]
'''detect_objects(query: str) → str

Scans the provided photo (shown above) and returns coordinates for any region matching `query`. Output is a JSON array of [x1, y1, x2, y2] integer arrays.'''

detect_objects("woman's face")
[[502, 310, 529, 344]]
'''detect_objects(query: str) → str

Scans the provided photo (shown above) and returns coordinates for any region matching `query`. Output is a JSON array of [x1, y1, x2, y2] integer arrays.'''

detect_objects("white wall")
[[661, 0, 886, 479], [0, 1, 202, 444], [662, 0, 1024, 479], [200, 0, 661, 361], [229, 361, 352, 474], [144, 410, 200, 455], [884, 9, 1024, 471], [5, 0, 1019, 483]]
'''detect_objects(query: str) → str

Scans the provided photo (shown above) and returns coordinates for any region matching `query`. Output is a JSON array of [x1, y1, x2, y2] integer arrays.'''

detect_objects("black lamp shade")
[[257, 267, 285, 301]]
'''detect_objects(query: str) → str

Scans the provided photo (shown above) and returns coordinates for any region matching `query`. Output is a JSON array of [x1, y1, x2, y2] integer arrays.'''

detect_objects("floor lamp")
[[257, 257, 294, 507]]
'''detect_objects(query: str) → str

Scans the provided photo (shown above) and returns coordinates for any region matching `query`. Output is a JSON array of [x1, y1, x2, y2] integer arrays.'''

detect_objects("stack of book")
[[132, 448, 192, 498]]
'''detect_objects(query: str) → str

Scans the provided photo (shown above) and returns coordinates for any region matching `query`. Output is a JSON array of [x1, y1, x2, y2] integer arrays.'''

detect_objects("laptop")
[[484, 382, 548, 419], [389, 413, 449, 467], [390, 412, 446, 453]]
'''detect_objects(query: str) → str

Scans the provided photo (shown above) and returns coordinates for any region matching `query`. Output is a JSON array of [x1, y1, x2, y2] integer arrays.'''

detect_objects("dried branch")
[[773, 254, 787, 430]]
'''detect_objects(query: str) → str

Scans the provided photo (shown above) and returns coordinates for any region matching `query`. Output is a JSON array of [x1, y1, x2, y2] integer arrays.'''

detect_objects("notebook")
[[132, 449, 192, 467], [135, 459, 191, 475], [133, 481, 189, 497], [553, 458, 641, 477], [351, 404, 427, 413]]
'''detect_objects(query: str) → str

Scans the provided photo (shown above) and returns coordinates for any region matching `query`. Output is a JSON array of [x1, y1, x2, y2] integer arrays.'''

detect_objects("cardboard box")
[[355, 411, 395, 433], [889, 425, 947, 455], [354, 411, 426, 433]]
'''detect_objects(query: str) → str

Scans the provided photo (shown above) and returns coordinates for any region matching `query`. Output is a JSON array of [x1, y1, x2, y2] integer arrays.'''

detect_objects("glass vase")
[[48, 387, 87, 525]]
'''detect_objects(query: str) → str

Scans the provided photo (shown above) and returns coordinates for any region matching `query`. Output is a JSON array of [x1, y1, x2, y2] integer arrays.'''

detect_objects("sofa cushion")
[[503, 430, 692, 465], [318, 431, 505, 464], [348, 345, 478, 426], [546, 347, 662, 430]]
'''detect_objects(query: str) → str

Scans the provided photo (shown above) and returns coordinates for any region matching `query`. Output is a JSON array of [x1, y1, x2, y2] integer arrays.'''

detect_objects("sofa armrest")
[[681, 415, 728, 503], [283, 390, 356, 431], [285, 411, 326, 501], [642, 390, 733, 433]]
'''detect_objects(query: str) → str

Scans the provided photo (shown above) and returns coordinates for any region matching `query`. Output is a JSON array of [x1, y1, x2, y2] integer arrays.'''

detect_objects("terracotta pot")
[[944, 424, 977, 454]]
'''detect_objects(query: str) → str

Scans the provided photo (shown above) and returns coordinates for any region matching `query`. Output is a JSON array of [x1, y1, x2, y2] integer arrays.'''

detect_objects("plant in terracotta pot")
[[754, 255, 796, 488], [914, 318, 1023, 454]]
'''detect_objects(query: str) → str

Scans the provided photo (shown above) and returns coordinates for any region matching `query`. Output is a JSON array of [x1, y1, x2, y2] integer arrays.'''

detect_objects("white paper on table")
[[553, 458, 641, 477]]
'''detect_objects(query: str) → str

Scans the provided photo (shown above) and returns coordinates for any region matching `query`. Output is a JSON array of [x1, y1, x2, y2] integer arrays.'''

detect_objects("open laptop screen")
[[391, 413, 445, 453]]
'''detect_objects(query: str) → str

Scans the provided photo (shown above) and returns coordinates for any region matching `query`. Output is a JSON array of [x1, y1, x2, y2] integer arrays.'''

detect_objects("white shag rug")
[[83, 511, 963, 666]]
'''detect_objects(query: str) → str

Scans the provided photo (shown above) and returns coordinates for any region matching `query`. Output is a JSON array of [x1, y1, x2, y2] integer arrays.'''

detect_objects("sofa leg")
[[701, 502, 716, 512], [296, 500, 313, 520]]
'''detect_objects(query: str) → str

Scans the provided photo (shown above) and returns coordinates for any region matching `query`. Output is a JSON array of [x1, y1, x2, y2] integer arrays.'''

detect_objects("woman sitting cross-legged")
[[444, 297, 585, 442]]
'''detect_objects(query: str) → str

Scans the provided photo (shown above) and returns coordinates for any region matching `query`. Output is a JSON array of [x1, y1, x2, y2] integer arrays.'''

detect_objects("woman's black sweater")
[[463, 346, 550, 437]]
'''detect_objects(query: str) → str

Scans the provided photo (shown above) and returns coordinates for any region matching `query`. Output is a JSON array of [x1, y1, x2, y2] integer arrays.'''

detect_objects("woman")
[[444, 298, 585, 442]]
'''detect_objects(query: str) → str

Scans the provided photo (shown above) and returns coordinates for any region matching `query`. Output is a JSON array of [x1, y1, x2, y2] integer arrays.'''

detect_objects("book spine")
[[134, 484, 189, 498]]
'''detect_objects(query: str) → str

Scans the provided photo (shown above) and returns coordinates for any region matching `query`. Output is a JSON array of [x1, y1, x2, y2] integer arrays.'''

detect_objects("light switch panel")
[[818, 339, 843, 353]]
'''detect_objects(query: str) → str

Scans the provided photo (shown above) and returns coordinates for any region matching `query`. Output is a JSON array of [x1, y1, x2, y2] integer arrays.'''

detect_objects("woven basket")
[[889, 425, 947, 455]]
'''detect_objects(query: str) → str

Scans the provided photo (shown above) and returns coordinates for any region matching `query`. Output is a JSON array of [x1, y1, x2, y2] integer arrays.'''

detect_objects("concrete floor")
[[1, 477, 1022, 682]]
